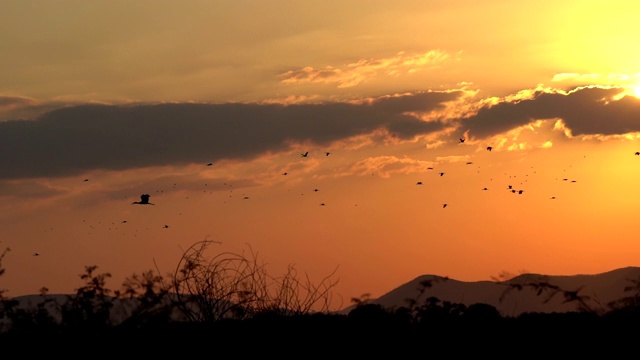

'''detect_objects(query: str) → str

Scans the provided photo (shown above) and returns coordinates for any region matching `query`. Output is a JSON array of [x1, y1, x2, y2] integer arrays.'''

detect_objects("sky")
[[2, 0, 640, 310]]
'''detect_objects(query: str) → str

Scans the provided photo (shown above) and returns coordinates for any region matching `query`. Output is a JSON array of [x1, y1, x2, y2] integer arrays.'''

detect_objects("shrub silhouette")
[[171, 239, 339, 322], [0, 239, 341, 336], [0, 287, 58, 334], [4, 236, 640, 352], [59, 265, 114, 330], [0, 243, 9, 301], [496, 275, 596, 313], [114, 269, 173, 329]]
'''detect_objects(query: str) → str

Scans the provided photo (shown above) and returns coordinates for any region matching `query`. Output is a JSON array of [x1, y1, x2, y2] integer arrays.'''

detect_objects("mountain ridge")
[[342, 266, 640, 316], [5, 267, 640, 319]]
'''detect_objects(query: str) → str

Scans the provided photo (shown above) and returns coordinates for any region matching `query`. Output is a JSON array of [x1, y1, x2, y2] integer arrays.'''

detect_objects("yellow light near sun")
[[614, 85, 640, 100]]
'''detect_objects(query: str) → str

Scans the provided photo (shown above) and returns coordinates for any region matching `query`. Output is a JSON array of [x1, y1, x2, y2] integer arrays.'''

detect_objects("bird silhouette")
[[132, 194, 154, 205], [207, 163, 213, 166], [442, 203, 448, 208], [487, 146, 493, 151], [33, 252, 40, 256], [416, 181, 423, 185], [459, 138, 465, 143], [325, 152, 331, 156], [439, 172, 445, 176], [301, 151, 309, 157], [636, 152, 640, 155]]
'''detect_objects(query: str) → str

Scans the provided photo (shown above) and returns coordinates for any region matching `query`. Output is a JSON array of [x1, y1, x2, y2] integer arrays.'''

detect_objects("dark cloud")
[[0, 91, 460, 180], [0, 96, 77, 122], [0, 95, 35, 108], [459, 86, 640, 139]]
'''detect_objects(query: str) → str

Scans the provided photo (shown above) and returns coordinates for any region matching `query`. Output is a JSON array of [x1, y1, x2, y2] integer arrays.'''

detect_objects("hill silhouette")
[[342, 266, 640, 316], [2, 240, 640, 355], [2, 262, 640, 356]]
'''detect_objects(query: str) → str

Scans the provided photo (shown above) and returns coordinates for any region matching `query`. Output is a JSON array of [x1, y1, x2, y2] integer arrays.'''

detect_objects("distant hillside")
[[0, 293, 189, 332], [342, 266, 640, 316], [5, 267, 640, 324]]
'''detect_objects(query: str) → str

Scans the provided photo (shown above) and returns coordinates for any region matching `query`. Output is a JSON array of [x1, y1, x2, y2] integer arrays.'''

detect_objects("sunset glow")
[[1, 1, 640, 310]]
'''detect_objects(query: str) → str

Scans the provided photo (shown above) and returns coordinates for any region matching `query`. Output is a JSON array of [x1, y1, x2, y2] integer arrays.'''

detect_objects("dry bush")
[[171, 240, 340, 322]]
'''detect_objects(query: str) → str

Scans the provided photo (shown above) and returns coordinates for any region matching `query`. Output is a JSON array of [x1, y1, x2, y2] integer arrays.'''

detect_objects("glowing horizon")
[[1, 1, 640, 310]]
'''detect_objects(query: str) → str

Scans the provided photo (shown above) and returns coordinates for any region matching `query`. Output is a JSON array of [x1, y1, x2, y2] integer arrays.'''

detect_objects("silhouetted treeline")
[[1, 240, 640, 355]]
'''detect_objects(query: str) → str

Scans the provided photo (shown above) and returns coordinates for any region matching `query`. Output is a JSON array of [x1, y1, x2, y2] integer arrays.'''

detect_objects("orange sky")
[[2, 1, 640, 311]]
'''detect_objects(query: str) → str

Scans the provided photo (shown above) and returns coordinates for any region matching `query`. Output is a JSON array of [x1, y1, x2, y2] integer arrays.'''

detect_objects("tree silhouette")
[[59, 265, 114, 330]]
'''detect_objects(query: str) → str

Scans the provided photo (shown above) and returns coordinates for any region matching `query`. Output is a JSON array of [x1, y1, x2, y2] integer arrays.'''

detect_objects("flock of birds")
[[125, 137, 587, 212], [128, 142, 482, 212], [29, 133, 640, 260]]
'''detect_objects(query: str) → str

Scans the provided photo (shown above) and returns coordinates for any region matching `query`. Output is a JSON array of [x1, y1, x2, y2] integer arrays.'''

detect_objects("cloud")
[[0, 95, 91, 122], [278, 50, 454, 88], [5, 85, 639, 182], [0, 91, 460, 180], [350, 155, 433, 178], [458, 86, 640, 140], [0, 95, 35, 109]]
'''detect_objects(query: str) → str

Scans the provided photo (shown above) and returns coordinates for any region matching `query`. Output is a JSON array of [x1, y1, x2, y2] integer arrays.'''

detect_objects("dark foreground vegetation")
[[1, 240, 640, 355]]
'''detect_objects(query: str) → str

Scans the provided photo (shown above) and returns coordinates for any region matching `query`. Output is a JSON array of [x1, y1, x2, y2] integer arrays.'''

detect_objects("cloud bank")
[[2, 86, 639, 181]]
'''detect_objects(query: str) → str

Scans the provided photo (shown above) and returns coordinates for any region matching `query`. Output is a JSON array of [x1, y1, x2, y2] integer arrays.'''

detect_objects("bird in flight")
[[439, 172, 445, 176], [416, 181, 423, 185], [301, 151, 309, 157], [442, 203, 448, 208], [635, 152, 639, 156], [207, 163, 213, 166], [487, 146, 493, 151], [459, 138, 465, 143], [132, 194, 154, 205], [33, 252, 40, 256], [325, 152, 331, 156]]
